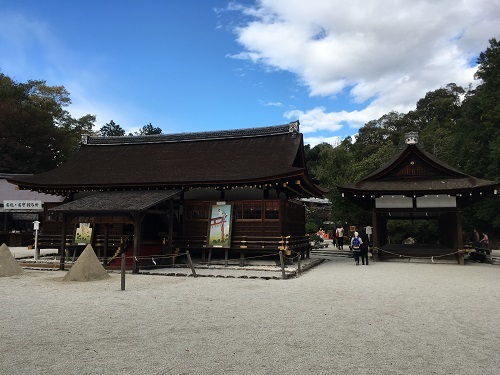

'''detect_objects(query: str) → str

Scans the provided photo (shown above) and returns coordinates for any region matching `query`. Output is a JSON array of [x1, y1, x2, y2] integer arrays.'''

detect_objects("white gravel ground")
[[1, 256, 499, 375]]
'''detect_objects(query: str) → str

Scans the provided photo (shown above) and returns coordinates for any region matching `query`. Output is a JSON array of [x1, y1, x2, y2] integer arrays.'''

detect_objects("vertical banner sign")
[[208, 203, 232, 248]]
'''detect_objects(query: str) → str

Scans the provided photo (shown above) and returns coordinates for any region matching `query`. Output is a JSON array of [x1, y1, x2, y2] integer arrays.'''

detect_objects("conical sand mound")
[[0, 243, 24, 277], [62, 244, 110, 282]]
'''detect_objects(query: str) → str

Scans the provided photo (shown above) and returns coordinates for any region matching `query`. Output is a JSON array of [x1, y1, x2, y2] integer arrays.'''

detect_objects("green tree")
[[409, 83, 465, 164], [456, 38, 500, 180], [99, 120, 125, 136], [0, 73, 95, 173], [136, 123, 162, 135], [453, 39, 500, 235]]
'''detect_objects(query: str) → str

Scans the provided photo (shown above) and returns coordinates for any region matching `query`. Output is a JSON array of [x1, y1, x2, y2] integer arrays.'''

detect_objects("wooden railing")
[[37, 234, 127, 260], [36, 233, 311, 263]]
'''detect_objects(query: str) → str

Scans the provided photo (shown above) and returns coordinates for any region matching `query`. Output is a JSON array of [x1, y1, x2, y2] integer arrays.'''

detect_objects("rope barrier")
[[9, 238, 37, 246], [123, 249, 309, 264], [375, 247, 460, 261], [44, 247, 307, 271], [126, 253, 187, 261], [236, 252, 281, 261], [283, 252, 301, 261], [118, 252, 281, 263], [125, 250, 301, 273]]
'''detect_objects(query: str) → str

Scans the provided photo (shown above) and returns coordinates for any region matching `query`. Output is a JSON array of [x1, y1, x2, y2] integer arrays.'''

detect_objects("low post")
[[224, 249, 228, 267], [33, 220, 40, 260], [279, 251, 286, 279], [297, 251, 302, 274], [458, 250, 465, 265], [121, 253, 126, 291], [186, 251, 197, 277], [207, 248, 212, 266]]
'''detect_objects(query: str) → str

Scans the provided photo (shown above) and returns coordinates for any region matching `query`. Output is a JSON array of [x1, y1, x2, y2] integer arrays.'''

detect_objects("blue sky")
[[1, 1, 499, 147]]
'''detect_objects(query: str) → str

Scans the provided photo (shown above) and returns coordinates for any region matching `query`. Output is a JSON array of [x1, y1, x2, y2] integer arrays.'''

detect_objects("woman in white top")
[[336, 226, 345, 250]]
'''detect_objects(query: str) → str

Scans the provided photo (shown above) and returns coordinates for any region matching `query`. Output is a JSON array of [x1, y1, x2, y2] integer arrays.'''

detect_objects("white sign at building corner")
[[3, 200, 43, 210]]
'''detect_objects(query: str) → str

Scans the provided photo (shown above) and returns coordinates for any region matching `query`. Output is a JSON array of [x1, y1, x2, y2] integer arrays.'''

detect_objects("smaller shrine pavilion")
[[338, 132, 499, 259]]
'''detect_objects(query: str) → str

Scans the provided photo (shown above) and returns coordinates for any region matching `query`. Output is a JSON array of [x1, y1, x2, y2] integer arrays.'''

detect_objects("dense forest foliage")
[[305, 38, 500, 238]]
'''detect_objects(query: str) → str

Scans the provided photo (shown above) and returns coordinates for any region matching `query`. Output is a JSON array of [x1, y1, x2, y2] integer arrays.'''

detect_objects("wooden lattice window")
[[243, 202, 262, 219], [184, 202, 209, 219], [396, 161, 426, 176], [264, 201, 280, 220]]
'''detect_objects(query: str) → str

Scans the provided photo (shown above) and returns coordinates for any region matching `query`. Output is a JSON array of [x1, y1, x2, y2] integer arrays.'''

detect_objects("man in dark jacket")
[[359, 228, 370, 265]]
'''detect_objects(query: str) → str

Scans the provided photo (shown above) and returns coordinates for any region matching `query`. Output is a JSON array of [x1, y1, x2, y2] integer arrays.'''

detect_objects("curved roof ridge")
[[362, 143, 467, 181], [84, 121, 300, 146]]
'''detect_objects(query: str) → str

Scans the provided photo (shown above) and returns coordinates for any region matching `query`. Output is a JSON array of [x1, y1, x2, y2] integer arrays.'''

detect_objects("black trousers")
[[338, 237, 344, 249], [360, 249, 369, 265], [353, 251, 360, 264]]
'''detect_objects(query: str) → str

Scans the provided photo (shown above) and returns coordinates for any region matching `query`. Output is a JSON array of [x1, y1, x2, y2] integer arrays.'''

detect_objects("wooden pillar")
[[168, 198, 174, 264], [371, 210, 380, 261], [438, 213, 446, 247], [103, 224, 109, 261], [456, 210, 463, 250], [58, 213, 67, 270], [3, 212, 7, 233], [374, 212, 388, 261], [452, 211, 463, 265], [179, 191, 185, 237], [132, 213, 144, 274], [371, 210, 379, 248]]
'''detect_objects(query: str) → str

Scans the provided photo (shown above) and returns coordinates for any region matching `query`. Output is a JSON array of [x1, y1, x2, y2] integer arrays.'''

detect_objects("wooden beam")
[[456, 210, 463, 250], [132, 213, 145, 274], [168, 198, 174, 263], [58, 213, 67, 270], [103, 224, 109, 261]]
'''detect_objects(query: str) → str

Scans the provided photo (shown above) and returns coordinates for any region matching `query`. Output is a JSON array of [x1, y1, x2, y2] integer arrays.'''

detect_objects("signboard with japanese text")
[[3, 200, 43, 210]]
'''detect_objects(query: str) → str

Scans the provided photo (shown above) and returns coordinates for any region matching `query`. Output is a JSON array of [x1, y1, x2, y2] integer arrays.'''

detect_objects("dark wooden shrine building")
[[338, 132, 499, 260], [8, 121, 324, 270]]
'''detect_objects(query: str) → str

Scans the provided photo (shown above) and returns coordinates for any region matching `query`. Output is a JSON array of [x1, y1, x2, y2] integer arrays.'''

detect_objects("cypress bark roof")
[[9, 122, 324, 198], [49, 190, 182, 213]]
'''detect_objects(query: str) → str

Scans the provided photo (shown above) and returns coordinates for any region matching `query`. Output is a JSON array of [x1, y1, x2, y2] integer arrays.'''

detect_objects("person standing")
[[351, 231, 363, 265], [336, 225, 345, 250], [359, 229, 370, 265], [480, 232, 489, 247], [473, 229, 481, 248]]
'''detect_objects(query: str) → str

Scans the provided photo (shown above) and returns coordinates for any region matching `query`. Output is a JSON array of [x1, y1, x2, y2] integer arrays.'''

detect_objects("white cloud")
[[231, 0, 500, 134], [263, 101, 283, 107], [285, 106, 384, 133], [303, 135, 341, 148]]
